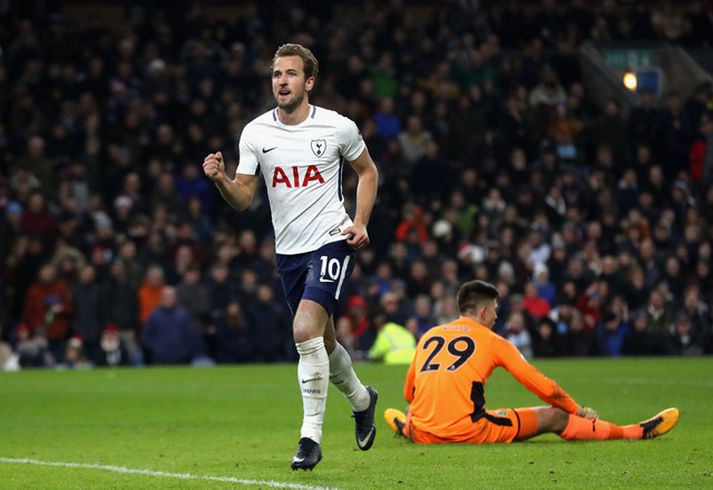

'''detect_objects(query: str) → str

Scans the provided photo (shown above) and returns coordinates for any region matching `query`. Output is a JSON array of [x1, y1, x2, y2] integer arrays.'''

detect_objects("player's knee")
[[293, 320, 322, 343], [550, 408, 570, 433], [537, 407, 569, 434]]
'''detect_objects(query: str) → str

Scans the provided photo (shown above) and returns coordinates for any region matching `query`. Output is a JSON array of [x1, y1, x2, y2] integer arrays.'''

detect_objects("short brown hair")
[[272, 43, 319, 80], [457, 280, 500, 314]]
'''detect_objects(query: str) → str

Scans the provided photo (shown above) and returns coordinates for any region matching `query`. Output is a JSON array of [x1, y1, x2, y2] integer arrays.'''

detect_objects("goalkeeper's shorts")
[[403, 407, 539, 444]]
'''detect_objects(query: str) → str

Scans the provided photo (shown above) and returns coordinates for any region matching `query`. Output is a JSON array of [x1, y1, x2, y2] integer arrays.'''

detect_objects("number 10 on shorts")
[[319, 255, 350, 299]]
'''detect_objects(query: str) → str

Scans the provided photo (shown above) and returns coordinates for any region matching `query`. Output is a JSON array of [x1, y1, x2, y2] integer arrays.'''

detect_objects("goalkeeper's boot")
[[640, 408, 680, 439], [384, 408, 406, 437], [290, 437, 322, 471], [353, 386, 378, 450]]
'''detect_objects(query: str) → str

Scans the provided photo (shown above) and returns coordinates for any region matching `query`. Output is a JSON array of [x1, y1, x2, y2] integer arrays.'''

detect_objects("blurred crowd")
[[1, 0, 713, 369]]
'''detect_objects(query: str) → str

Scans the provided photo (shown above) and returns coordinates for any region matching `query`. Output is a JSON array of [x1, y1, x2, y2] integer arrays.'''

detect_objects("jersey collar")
[[454, 316, 488, 329]]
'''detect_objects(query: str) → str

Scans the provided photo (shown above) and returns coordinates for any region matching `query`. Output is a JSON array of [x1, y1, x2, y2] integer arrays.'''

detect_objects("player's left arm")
[[342, 148, 378, 249], [495, 336, 582, 415], [403, 353, 416, 403]]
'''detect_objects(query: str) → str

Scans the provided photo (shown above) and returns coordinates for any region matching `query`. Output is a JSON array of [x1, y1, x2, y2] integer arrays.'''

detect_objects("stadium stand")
[[1, 0, 712, 367]]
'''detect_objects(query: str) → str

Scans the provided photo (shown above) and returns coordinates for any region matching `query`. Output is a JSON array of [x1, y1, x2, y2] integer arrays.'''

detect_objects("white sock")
[[328, 342, 370, 412], [296, 337, 329, 444]]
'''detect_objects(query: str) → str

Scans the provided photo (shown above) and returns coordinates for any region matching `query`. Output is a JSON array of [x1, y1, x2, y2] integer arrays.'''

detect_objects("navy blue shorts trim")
[[275, 240, 356, 316]]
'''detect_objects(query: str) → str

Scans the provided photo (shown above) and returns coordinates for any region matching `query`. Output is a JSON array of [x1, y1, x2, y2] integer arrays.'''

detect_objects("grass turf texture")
[[1, 358, 711, 489]]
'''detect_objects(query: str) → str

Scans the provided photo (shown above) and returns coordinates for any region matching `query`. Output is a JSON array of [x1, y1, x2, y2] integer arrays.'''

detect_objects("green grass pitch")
[[1, 358, 712, 489]]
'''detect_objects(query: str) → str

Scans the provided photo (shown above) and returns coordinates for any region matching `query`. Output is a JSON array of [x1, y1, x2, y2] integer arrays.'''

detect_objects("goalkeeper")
[[385, 280, 679, 443]]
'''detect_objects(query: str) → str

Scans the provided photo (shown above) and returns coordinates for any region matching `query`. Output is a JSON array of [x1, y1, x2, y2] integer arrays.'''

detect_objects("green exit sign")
[[604, 50, 653, 70]]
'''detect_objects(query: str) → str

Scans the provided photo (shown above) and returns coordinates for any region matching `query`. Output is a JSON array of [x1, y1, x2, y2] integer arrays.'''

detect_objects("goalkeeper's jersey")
[[404, 316, 579, 440]]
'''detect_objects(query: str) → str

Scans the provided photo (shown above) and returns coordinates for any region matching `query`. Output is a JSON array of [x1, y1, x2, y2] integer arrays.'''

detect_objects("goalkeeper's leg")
[[518, 407, 679, 441]]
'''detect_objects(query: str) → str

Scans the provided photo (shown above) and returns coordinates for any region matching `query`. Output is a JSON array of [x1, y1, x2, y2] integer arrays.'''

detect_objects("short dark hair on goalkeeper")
[[457, 280, 500, 314]]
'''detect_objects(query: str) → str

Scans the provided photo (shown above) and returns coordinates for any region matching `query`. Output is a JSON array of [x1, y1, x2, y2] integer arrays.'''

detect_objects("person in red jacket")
[[24, 264, 73, 363], [689, 114, 713, 184]]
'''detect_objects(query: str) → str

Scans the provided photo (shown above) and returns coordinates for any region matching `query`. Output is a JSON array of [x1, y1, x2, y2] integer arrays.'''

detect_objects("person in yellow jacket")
[[369, 321, 416, 364]]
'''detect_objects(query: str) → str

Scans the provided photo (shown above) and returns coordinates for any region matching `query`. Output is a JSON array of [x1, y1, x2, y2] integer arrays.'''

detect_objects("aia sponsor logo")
[[272, 165, 324, 188]]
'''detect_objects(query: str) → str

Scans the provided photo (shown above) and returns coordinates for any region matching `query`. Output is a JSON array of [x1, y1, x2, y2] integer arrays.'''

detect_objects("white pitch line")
[[0, 457, 340, 490]]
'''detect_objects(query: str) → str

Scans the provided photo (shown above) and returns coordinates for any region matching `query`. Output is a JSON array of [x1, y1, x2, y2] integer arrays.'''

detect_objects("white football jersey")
[[236, 105, 366, 255]]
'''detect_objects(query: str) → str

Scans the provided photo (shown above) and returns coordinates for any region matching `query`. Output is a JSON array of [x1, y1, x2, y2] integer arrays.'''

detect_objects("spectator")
[[374, 97, 401, 140], [1, 1, 712, 365], [397, 115, 432, 164], [70, 264, 104, 364], [595, 311, 629, 357], [533, 318, 559, 358], [504, 311, 533, 359], [23, 264, 73, 363], [559, 309, 594, 357], [645, 289, 673, 340], [215, 301, 255, 364], [249, 284, 291, 363], [368, 316, 416, 365], [411, 294, 436, 336], [338, 295, 372, 351], [138, 265, 165, 327], [665, 313, 705, 356], [523, 281, 551, 320], [176, 265, 211, 340], [15, 322, 50, 367], [623, 310, 658, 355], [101, 259, 142, 366], [143, 286, 202, 364]]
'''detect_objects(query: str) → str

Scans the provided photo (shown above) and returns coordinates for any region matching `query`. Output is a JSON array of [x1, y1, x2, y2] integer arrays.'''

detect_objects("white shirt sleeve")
[[337, 117, 367, 162], [236, 126, 260, 176]]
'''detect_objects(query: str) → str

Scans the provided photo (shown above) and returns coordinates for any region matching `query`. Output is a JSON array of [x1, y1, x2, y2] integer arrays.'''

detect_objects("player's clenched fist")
[[203, 151, 225, 182]]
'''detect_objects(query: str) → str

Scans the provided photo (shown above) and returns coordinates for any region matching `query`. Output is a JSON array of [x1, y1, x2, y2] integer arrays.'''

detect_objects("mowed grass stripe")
[[0, 359, 711, 489]]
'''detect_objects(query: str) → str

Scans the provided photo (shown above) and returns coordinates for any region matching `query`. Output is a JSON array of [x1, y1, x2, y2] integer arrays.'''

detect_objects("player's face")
[[481, 300, 498, 329], [272, 56, 314, 113]]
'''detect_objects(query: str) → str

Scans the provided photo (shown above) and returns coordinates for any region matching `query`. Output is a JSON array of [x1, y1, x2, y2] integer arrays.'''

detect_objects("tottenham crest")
[[310, 139, 326, 157]]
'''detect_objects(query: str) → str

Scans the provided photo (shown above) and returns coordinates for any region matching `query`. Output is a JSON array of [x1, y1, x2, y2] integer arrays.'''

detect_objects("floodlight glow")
[[623, 72, 637, 91]]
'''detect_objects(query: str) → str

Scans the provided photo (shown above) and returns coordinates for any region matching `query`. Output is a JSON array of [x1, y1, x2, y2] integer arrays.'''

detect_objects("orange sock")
[[560, 415, 643, 441]]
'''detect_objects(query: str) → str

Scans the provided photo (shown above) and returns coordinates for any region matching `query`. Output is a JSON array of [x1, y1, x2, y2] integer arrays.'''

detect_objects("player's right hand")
[[203, 151, 225, 182]]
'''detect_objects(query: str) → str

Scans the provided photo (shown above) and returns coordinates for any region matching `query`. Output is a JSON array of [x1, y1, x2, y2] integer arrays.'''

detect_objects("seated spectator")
[[138, 265, 165, 327], [523, 280, 551, 319], [15, 323, 50, 367], [143, 286, 202, 364], [559, 310, 594, 357], [645, 289, 673, 340], [533, 318, 559, 358], [623, 310, 659, 355], [215, 301, 255, 364], [339, 295, 373, 351], [397, 115, 432, 164], [665, 313, 704, 356], [595, 311, 629, 357], [533, 264, 556, 306], [504, 311, 533, 359], [250, 284, 291, 363], [374, 97, 401, 140], [411, 294, 436, 336]]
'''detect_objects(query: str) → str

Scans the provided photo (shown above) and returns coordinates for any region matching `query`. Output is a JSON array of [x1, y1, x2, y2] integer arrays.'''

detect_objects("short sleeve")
[[236, 126, 260, 176], [337, 117, 367, 162]]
